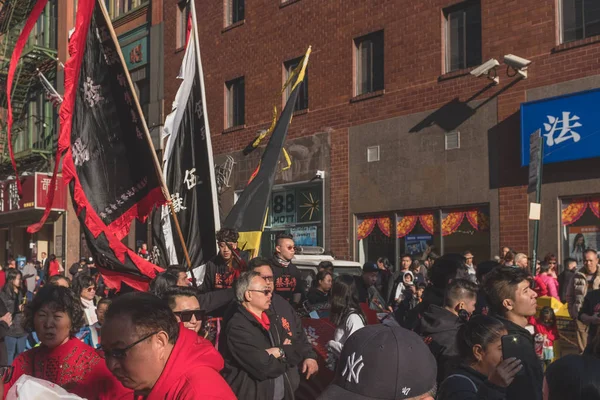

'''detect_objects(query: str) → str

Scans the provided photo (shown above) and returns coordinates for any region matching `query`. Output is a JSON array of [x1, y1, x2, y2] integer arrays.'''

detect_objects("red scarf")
[[249, 310, 270, 331]]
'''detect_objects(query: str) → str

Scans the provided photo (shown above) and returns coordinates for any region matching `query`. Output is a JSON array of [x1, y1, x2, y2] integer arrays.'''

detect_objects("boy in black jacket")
[[483, 266, 543, 400]]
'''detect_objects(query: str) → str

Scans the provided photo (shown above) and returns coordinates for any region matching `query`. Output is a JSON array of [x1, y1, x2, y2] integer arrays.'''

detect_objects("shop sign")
[[0, 173, 67, 214], [121, 36, 148, 71], [272, 190, 296, 226], [271, 186, 323, 227], [521, 88, 600, 166], [405, 234, 433, 256], [290, 226, 318, 247]]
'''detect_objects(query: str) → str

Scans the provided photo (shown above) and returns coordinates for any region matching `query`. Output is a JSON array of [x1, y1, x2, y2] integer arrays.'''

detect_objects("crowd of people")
[[0, 232, 600, 399]]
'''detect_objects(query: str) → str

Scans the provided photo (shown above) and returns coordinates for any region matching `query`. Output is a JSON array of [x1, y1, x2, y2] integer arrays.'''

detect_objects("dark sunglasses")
[[173, 309, 205, 323], [86, 286, 96, 292], [248, 289, 273, 296], [0, 366, 13, 384], [101, 331, 158, 360]]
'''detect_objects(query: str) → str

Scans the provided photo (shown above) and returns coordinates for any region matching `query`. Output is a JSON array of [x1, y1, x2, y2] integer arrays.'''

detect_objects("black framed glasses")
[[0, 366, 13, 384], [101, 331, 159, 360], [173, 309, 205, 323], [248, 289, 273, 296], [260, 275, 274, 283]]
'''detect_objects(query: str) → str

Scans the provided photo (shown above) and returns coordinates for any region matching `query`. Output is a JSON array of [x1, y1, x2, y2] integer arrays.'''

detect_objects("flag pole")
[[97, 0, 193, 271], [189, 0, 221, 248]]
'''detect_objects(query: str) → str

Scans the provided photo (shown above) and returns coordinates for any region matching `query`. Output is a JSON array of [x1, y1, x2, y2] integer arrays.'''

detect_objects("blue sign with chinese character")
[[521, 87, 600, 166]]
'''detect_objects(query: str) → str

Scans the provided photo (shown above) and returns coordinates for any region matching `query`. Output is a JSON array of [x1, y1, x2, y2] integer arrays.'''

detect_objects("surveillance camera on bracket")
[[504, 54, 531, 79], [470, 59, 500, 85]]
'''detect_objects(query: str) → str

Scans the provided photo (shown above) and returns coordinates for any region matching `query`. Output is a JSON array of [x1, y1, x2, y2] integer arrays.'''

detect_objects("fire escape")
[[0, 0, 58, 174]]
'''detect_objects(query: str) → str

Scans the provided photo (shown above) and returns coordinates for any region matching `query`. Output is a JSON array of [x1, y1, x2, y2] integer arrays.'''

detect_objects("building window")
[[444, 1, 482, 73], [561, 0, 600, 43], [561, 197, 600, 268], [225, 0, 244, 26], [104, 0, 148, 20], [176, 1, 190, 49], [226, 77, 245, 128], [354, 30, 384, 96], [284, 57, 308, 111]]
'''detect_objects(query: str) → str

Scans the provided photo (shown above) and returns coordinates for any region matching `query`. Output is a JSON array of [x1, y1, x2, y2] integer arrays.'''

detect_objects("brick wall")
[[163, 0, 600, 259]]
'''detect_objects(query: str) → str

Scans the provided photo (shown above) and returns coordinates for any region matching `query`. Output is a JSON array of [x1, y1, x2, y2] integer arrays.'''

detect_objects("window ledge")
[[350, 89, 385, 103], [293, 108, 309, 116], [223, 124, 246, 134], [552, 35, 600, 53], [222, 20, 245, 34], [438, 68, 471, 82], [174, 46, 185, 54], [112, 3, 149, 28], [280, 0, 301, 8]]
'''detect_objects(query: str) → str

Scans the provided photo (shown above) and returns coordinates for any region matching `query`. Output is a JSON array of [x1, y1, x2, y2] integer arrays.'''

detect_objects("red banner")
[[0, 173, 66, 214]]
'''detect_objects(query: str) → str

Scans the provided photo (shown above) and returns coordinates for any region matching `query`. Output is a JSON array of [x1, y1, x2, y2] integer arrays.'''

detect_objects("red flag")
[[6, 0, 50, 196]]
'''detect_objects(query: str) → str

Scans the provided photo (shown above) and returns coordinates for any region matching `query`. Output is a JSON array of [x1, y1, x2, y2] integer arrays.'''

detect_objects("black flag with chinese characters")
[[30, 0, 166, 291], [153, 10, 220, 273]]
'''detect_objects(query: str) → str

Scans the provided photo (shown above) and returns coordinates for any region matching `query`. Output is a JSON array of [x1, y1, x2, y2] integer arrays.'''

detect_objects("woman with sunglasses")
[[2, 285, 130, 399], [73, 274, 98, 327]]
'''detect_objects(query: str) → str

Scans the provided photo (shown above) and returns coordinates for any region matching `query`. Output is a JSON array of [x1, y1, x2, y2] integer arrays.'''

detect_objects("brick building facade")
[[163, 0, 600, 267]]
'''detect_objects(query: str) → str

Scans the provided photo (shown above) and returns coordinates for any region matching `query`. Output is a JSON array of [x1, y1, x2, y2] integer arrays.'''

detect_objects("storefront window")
[[357, 205, 490, 268], [357, 214, 395, 265], [561, 197, 600, 268]]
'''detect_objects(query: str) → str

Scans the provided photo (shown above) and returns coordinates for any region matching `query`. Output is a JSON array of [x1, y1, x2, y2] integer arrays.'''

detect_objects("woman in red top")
[[2, 285, 131, 399], [48, 254, 63, 277]]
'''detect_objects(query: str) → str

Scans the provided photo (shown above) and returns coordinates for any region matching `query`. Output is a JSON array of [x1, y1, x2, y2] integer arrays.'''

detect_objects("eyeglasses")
[[261, 275, 274, 282], [285, 246, 295, 250], [248, 289, 273, 296], [0, 366, 13, 384], [101, 331, 159, 360], [173, 309, 205, 323], [86, 286, 96, 292]]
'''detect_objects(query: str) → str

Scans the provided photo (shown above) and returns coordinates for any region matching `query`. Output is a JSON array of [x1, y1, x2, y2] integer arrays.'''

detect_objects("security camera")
[[504, 54, 531, 79], [470, 59, 499, 78], [310, 170, 325, 182]]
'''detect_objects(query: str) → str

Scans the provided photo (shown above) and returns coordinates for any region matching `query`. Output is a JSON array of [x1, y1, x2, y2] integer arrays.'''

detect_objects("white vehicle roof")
[[292, 254, 362, 268]]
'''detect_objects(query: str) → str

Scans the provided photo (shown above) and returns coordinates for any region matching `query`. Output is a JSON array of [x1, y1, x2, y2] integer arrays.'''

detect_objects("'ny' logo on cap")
[[342, 352, 364, 384]]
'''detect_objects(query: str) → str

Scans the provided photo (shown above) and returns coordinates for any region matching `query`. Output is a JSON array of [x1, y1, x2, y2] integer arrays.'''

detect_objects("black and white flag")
[[153, 3, 220, 279]]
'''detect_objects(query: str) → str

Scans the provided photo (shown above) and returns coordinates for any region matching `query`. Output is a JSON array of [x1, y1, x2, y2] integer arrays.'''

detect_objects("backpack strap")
[[443, 374, 478, 393]]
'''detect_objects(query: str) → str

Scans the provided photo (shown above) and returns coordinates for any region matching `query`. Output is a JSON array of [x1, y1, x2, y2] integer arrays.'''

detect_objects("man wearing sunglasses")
[[221, 271, 301, 399], [101, 292, 235, 399], [270, 232, 304, 305], [249, 257, 319, 380], [162, 286, 205, 334]]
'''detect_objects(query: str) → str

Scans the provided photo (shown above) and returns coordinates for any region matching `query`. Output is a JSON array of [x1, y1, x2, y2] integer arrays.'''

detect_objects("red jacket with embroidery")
[[139, 324, 236, 400], [4, 337, 131, 399]]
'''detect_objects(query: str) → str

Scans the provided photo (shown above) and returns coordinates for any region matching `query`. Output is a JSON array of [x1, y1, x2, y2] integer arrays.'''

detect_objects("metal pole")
[[531, 143, 544, 276]]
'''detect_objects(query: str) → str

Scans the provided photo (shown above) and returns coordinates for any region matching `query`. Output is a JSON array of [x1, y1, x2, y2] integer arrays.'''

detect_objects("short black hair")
[[105, 292, 179, 344], [275, 232, 294, 246], [443, 279, 478, 308], [476, 260, 500, 283], [539, 262, 551, 274], [166, 265, 186, 275], [316, 270, 333, 284], [457, 315, 506, 363], [24, 285, 84, 335], [97, 298, 112, 308], [564, 257, 577, 266], [161, 286, 199, 310], [149, 271, 178, 298], [318, 261, 334, 271], [248, 257, 273, 271], [216, 228, 239, 243], [427, 254, 468, 289], [73, 274, 95, 294], [483, 266, 532, 316], [400, 254, 412, 261]]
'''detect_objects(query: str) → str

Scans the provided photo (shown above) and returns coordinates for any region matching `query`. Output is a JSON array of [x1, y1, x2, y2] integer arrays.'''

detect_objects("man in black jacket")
[[250, 258, 319, 379], [558, 257, 577, 303], [202, 228, 246, 292], [414, 279, 478, 385], [270, 233, 304, 305], [220, 271, 302, 399], [483, 266, 542, 400]]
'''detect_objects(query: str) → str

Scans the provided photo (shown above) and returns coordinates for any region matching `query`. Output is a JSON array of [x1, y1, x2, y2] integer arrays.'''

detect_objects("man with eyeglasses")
[[270, 232, 304, 305], [101, 292, 235, 399], [221, 271, 301, 399], [248, 257, 319, 380], [202, 228, 246, 292]]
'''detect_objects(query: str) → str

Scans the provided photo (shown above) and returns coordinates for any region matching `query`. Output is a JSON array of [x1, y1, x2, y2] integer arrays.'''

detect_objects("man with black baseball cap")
[[354, 261, 382, 305], [318, 324, 437, 400]]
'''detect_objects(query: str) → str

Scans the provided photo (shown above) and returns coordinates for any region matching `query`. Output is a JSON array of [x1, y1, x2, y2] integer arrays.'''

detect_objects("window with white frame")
[[444, 1, 482, 73]]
